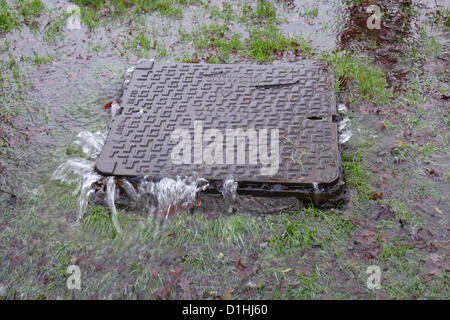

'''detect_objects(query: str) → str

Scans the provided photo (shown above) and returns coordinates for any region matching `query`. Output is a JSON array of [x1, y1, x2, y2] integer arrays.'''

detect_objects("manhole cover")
[[96, 61, 343, 205]]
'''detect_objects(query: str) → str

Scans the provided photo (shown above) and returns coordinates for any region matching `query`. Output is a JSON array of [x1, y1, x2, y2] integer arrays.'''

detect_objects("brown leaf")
[[236, 259, 247, 270], [434, 207, 444, 215], [355, 230, 380, 261], [168, 232, 175, 238], [372, 192, 384, 200], [153, 267, 182, 300], [376, 122, 386, 131]]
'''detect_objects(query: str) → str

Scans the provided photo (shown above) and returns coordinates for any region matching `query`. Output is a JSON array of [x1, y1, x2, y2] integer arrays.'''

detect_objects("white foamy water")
[[53, 131, 211, 231], [110, 101, 121, 117], [106, 176, 122, 234], [221, 175, 238, 214], [136, 176, 209, 228], [71, 131, 107, 159], [52, 158, 102, 223], [52, 131, 105, 224], [338, 117, 353, 144], [312, 182, 319, 192], [52, 61, 247, 233]]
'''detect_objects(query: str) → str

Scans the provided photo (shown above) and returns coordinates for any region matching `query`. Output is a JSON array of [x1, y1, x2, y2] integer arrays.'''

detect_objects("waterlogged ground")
[[0, 0, 449, 299]]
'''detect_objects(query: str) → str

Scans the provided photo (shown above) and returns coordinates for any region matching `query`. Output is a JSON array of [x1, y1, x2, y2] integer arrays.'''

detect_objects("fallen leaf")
[[104, 101, 117, 109], [236, 259, 247, 270], [153, 267, 182, 300], [376, 122, 386, 131], [168, 232, 175, 238], [372, 192, 384, 200], [434, 207, 444, 215]]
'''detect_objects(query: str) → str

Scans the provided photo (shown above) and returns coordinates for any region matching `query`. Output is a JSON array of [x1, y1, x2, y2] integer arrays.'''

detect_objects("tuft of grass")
[[71, 0, 184, 27], [322, 50, 392, 104], [342, 151, 375, 199], [0, 1, 18, 33], [184, 23, 242, 62], [245, 24, 299, 62], [394, 143, 442, 164], [253, 0, 276, 20], [82, 206, 124, 239], [131, 31, 153, 56], [299, 6, 318, 18], [24, 51, 53, 66], [17, 0, 45, 20]]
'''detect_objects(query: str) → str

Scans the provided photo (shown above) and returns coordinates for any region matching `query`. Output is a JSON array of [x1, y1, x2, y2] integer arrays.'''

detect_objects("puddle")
[[280, 0, 347, 51]]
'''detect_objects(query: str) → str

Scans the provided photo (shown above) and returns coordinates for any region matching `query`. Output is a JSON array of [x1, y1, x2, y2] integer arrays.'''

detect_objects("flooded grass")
[[0, 0, 449, 300]]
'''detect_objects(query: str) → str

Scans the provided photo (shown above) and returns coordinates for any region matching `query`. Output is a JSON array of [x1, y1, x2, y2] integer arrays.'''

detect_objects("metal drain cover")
[[96, 61, 342, 203]]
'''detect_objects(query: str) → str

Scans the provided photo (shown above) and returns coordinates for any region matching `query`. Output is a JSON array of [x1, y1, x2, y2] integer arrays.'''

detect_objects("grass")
[[70, 0, 185, 28], [82, 206, 125, 239], [0, 0, 18, 33], [187, 23, 242, 62], [253, 0, 276, 21], [131, 31, 153, 56], [342, 151, 375, 200], [322, 50, 392, 104], [394, 143, 443, 164], [44, 10, 70, 42], [0, 0, 45, 33], [299, 7, 319, 18], [245, 24, 306, 62]]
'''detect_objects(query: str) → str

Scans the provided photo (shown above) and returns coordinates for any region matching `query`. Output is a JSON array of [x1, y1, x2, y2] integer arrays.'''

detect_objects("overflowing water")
[[312, 182, 319, 192], [338, 107, 353, 144], [337, 103, 348, 114], [135, 176, 209, 228], [110, 101, 122, 117], [106, 176, 122, 234], [220, 176, 238, 214], [52, 128, 215, 232], [50, 59, 243, 234], [52, 157, 102, 224], [71, 131, 107, 159]]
